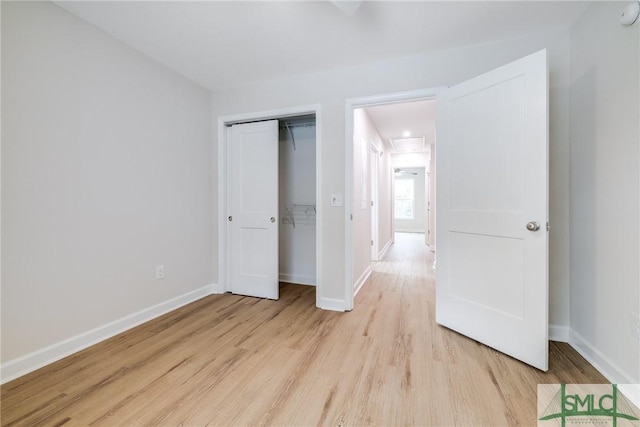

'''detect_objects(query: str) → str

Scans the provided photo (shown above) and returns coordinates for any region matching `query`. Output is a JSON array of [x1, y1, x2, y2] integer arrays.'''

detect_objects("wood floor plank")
[[1, 233, 609, 426]]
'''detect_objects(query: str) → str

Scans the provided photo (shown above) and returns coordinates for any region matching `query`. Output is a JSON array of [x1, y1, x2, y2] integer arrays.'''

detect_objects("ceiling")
[[54, 1, 589, 92], [53, 1, 589, 154], [364, 100, 436, 152]]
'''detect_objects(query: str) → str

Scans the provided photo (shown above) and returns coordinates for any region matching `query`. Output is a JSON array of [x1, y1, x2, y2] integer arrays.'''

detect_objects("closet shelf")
[[280, 119, 315, 152], [282, 204, 316, 229]]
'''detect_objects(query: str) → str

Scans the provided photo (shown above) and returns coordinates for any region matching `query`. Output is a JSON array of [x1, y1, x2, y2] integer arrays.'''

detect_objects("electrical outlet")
[[156, 265, 165, 280], [632, 313, 640, 341]]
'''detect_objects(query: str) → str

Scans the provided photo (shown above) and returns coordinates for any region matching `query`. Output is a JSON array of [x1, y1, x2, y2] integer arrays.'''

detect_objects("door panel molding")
[[436, 49, 549, 370], [228, 121, 279, 299]]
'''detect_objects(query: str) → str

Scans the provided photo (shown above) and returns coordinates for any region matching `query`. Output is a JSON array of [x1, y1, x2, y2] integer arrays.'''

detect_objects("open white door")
[[436, 50, 549, 370], [228, 120, 279, 299]]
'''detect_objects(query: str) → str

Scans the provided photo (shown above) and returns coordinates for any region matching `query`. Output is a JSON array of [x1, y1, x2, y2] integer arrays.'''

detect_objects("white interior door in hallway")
[[436, 49, 549, 370]]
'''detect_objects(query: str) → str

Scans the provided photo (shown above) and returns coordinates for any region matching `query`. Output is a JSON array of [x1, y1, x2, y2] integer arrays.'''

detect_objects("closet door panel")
[[228, 120, 279, 299]]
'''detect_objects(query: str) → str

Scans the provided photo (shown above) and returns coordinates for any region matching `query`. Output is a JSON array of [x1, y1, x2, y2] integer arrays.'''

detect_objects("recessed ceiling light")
[[402, 131, 411, 137]]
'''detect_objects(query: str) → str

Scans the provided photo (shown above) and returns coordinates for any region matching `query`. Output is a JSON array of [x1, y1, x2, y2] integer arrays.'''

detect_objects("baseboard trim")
[[549, 324, 569, 342], [316, 297, 346, 312], [378, 240, 393, 260], [279, 273, 316, 286], [210, 282, 224, 294], [618, 384, 640, 412], [353, 266, 372, 297], [0, 284, 215, 384], [568, 328, 637, 385]]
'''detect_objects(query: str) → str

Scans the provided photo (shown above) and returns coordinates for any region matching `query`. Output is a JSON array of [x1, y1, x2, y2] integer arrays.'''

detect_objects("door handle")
[[526, 221, 540, 232], [270, 217, 276, 223], [228, 216, 232, 221]]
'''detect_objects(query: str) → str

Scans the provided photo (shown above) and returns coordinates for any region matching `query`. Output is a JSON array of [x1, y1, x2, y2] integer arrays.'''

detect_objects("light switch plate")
[[330, 194, 343, 207]]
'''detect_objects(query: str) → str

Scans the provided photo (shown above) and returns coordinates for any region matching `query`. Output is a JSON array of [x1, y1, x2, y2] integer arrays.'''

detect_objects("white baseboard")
[[568, 328, 637, 385], [618, 384, 640, 412], [554, 328, 639, 408], [210, 282, 224, 294], [0, 284, 215, 384], [279, 273, 316, 286], [353, 266, 372, 297], [316, 296, 346, 312], [378, 240, 393, 260], [549, 324, 569, 342], [394, 228, 424, 233]]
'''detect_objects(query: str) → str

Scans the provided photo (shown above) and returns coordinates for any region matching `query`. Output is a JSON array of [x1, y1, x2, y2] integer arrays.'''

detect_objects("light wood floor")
[[1, 233, 607, 426]]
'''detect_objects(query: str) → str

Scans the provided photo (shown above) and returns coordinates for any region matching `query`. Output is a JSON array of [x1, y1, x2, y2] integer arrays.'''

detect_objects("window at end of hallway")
[[394, 178, 414, 220]]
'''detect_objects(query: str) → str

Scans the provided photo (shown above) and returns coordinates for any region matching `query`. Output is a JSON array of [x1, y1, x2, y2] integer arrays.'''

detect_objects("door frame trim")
[[344, 89, 442, 310], [370, 143, 380, 262], [217, 104, 322, 307]]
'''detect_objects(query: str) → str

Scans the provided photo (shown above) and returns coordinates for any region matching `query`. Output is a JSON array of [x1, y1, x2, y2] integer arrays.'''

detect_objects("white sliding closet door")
[[227, 120, 279, 299]]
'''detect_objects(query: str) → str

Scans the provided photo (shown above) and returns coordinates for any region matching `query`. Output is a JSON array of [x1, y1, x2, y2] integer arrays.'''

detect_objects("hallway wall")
[[351, 109, 387, 289]]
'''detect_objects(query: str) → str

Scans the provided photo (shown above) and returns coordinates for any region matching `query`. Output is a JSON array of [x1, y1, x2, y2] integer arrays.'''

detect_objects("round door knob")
[[526, 221, 540, 232], [270, 217, 276, 223]]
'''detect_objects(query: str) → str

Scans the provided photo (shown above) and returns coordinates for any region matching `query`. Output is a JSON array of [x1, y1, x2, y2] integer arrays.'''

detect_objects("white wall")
[[351, 108, 394, 279], [391, 153, 430, 170], [376, 145, 393, 258], [351, 109, 373, 289], [353, 108, 393, 268], [429, 145, 436, 249], [569, 1, 639, 384], [1, 1, 213, 375], [279, 123, 316, 285], [210, 30, 573, 326]]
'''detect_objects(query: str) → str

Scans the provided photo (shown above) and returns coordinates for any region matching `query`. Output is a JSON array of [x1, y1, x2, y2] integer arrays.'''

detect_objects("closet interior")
[[278, 115, 316, 286]]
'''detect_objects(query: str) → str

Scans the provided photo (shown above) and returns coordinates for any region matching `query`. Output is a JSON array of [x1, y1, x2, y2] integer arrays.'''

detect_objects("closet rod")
[[278, 121, 315, 129], [286, 124, 296, 151], [280, 118, 315, 151]]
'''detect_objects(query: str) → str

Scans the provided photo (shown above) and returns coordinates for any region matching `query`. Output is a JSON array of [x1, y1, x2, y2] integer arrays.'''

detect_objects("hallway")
[[371, 232, 434, 277]]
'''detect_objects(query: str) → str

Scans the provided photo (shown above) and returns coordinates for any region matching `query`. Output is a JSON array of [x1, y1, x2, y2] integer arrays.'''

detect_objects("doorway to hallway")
[[347, 49, 551, 373], [346, 94, 437, 309]]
